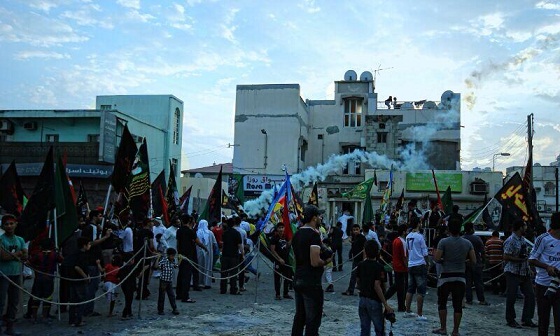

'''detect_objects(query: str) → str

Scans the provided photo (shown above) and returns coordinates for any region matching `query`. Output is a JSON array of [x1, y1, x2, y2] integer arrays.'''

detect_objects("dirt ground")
[[14, 254, 554, 336]]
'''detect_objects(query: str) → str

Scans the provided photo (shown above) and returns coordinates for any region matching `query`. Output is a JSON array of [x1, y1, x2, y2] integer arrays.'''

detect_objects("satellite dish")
[[344, 70, 357, 81], [360, 71, 373, 82], [423, 101, 437, 109], [441, 90, 455, 107], [194, 173, 203, 178]]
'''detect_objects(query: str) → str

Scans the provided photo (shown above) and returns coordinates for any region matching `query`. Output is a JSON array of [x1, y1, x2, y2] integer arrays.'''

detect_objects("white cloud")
[[116, 0, 140, 10], [0, 8, 89, 47], [221, 8, 239, 43], [14, 50, 70, 60], [27, 0, 61, 13], [298, 0, 320, 14], [536, 1, 560, 10], [60, 8, 114, 29], [469, 12, 505, 37]]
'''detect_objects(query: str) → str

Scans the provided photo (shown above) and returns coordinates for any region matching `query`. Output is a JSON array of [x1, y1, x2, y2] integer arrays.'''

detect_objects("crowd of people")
[[0, 200, 558, 336]]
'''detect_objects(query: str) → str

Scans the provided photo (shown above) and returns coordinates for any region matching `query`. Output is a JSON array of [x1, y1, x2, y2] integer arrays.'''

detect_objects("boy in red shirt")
[[103, 254, 122, 317]]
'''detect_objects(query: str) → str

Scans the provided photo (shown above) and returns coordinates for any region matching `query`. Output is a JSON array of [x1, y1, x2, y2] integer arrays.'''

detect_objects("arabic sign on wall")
[[1, 163, 113, 178], [405, 172, 463, 192], [243, 174, 285, 195], [99, 112, 117, 163]]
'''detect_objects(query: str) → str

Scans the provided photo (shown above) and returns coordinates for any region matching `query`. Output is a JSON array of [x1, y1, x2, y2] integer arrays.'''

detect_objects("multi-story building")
[[232, 70, 461, 222], [0, 95, 183, 206]]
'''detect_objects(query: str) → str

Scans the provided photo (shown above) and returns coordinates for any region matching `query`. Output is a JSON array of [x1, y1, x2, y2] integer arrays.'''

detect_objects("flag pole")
[[101, 184, 112, 229], [470, 197, 494, 224]]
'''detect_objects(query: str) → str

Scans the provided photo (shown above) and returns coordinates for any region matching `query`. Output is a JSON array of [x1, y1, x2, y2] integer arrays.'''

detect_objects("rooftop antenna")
[[372, 64, 394, 91]]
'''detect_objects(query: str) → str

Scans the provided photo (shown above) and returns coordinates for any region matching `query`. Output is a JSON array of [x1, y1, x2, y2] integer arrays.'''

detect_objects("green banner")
[[406, 172, 462, 192]]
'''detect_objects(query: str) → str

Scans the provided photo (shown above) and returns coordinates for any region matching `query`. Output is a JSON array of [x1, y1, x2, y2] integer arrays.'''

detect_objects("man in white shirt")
[[118, 219, 134, 261], [529, 212, 560, 334], [338, 210, 354, 240], [404, 218, 429, 321], [152, 217, 166, 248]]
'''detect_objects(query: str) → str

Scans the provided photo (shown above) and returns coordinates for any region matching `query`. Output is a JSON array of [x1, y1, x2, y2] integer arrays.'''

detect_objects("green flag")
[[342, 178, 375, 199], [362, 185, 374, 223], [441, 185, 453, 215]]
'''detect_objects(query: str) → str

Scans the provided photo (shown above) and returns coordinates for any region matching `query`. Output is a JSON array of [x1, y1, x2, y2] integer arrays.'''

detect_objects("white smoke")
[[242, 96, 461, 217]]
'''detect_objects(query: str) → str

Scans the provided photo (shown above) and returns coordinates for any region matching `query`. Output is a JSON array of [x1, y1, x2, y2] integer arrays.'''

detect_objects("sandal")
[[182, 298, 196, 303], [432, 329, 447, 335]]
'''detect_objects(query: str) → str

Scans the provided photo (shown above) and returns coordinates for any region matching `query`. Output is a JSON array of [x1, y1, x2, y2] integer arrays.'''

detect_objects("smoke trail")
[[242, 96, 461, 217], [464, 34, 559, 110]]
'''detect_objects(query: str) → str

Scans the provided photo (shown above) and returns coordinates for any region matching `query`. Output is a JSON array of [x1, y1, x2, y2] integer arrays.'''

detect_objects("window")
[[100, 105, 112, 110], [300, 139, 308, 162], [173, 108, 181, 145], [377, 132, 388, 143], [46, 134, 59, 142], [378, 181, 389, 192], [544, 182, 556, 196], [342, 145, 363, 175], [88, 134, 100, 142], [171, 158, 178, 173], [343, 98, 363, 127]]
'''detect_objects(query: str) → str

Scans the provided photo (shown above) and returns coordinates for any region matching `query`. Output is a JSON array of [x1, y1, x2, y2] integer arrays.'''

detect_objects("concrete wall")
[[233, 85, 309, 175]]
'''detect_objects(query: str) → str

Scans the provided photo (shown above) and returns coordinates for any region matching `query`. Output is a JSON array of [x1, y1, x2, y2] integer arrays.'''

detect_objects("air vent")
[[23, 121, 38, 130]]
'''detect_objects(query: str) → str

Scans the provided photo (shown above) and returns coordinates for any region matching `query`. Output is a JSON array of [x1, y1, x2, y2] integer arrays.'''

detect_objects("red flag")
[[179, 186, 192, 216], [431, 170, 443, 210], [159, 185, 169, 224]]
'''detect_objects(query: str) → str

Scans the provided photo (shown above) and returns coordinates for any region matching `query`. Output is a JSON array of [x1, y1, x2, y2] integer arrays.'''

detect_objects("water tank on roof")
[[360, 71, 373, 81], [401, 102, 414, 109], [441, 90, 456, 108], [344, 70, 357, 81], [423, 101, 437, 109]]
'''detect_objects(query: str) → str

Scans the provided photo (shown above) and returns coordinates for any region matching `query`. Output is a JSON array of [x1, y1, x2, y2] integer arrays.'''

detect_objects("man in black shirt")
[[220, 217, 243, 294], [343, 224, 367, 296], [176, 214, 207, 302], [356, 240, 393, 336], [270, 223, 292, 300], [64, 237, 92, 327], [291, 205, 331, 336], [329, 222, 344, 272]]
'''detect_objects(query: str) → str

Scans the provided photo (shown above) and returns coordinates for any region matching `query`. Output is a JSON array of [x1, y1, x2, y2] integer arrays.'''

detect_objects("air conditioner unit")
[[470, 183, 488, 194], [0, 120, 14, 131], [23, 121, 38, 130]]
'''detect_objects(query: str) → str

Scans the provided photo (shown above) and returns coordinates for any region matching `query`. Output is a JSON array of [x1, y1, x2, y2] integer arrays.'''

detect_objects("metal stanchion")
[[253, 240, 261, 308], [137, 240, 148, 319]]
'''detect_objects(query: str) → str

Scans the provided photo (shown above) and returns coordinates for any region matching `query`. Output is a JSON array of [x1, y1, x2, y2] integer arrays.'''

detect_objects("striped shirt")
[[503, 233, 530, 276], [485, 237, 504, 265]]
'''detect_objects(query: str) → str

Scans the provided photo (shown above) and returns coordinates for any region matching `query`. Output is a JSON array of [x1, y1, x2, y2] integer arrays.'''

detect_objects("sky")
[[1, 0, 559, 173]]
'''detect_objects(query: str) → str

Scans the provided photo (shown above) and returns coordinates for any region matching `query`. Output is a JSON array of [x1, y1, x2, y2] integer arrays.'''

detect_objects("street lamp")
[[261, 129, 268, 172], [492, 152, 511, 171]]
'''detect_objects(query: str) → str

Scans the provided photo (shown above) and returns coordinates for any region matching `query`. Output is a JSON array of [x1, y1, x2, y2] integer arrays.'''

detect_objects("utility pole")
[[528, 113, 534, 189], [554, 166, 560, 212]]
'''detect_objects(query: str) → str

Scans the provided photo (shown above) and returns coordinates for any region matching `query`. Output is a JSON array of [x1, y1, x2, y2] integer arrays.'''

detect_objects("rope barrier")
[[0, 253, 147, 307], [11, 247, 147, 282], [180, 250, 258, 281]]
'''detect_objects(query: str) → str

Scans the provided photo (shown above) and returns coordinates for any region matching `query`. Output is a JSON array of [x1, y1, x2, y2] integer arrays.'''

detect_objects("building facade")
[[0, 95, 183, 207], [232, 70, 462, 222]]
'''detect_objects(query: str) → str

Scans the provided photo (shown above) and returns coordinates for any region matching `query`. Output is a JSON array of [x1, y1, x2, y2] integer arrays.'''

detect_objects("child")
[[29, 238, 61, 323], [153, 233, 168, 279], [103, 254, 122, 317], [156, 248, 181, 315], [356, 239, 394, 336]]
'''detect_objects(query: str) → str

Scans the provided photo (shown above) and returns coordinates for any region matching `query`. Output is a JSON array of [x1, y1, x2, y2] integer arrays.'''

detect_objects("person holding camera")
[[503, 219, 536, 329], [291, 205, 332, 336], [356, 239, 394, 336]]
